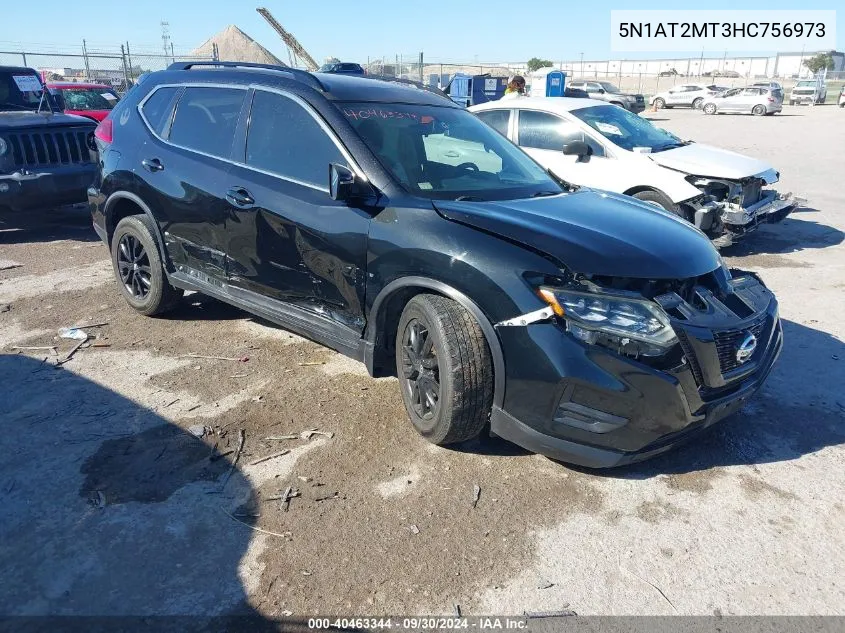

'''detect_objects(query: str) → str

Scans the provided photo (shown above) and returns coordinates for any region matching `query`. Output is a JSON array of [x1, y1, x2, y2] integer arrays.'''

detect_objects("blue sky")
[[1, 1, 842, 62]]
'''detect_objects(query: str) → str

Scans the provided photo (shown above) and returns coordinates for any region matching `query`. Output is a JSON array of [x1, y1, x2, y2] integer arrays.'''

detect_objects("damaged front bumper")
[[490, 272, 782, 468], [711, 191, 804, 247]]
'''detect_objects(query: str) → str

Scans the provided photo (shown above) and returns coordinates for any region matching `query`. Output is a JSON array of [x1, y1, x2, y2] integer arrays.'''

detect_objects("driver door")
[[718, 88, 743, 111], [666, 86, 686, 106], [514, 109, 614, 190]]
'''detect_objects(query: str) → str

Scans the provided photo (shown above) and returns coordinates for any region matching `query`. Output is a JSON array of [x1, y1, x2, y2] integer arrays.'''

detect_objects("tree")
[[526, 57, 554, 73], [803, 52, 835, 74]]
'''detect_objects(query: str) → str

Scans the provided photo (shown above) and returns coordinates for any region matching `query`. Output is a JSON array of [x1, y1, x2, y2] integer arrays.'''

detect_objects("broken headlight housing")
[[539, 287, 678, 357]]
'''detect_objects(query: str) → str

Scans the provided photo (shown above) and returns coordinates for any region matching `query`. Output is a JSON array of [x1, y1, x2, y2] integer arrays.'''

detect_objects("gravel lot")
[[1, 104, 843, 619]]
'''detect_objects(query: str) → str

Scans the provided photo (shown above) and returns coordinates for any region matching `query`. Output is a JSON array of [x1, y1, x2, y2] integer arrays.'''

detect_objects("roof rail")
[[365, 74, 451, 102], [167, 61, 326, 92]]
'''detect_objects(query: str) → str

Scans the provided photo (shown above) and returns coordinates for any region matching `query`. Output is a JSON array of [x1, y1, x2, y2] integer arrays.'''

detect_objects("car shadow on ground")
[[0, 354, 288, 628], [591, 318, 845, 479], [0, 205, 99, 245], [722, 208, 844, 257]]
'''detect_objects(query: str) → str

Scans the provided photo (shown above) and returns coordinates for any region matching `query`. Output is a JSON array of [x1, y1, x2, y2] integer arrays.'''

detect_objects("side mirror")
[[329, 163, 357, 201], [562, 140, 592, 160], [597, 88, 606, 94]]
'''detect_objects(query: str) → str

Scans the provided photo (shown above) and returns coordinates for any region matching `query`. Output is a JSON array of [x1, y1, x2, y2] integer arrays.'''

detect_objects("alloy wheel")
[[117, 234, 152, 300], [400, 319, 441, 421]]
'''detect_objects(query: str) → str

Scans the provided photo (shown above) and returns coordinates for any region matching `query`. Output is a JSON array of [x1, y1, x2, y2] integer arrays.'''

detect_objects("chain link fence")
[[0, 45, 215, 94]]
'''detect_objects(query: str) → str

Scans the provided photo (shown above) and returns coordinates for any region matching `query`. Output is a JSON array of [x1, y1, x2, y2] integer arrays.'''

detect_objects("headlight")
[[0, 137, 8, 156], [539, 287, 678, 356]]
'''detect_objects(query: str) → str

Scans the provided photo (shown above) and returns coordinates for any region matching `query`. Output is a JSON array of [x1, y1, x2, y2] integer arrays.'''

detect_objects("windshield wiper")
[[531, 190, 560, 198], [652, 141, 687, 152], [455, 195, 486, 202]]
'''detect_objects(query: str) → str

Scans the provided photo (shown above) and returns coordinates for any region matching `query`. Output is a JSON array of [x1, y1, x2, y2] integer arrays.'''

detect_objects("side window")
[[741, 88, 761, 97], [518, 110, 571, 151], [169, 87, 245, 158], [586, 83, 602, 93], [141, 87, 180, 136], [246, 90, 347, 187], [475, 109, 510, 136]]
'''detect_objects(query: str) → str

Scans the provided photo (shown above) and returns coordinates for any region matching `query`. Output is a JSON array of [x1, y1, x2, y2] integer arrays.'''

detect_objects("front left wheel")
[[752, 104, 767, 116], [396, 294, 493, 446], [111, 215, 183, 316]]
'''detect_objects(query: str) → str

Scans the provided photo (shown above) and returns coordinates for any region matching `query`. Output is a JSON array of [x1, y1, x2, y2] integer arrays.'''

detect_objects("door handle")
[[226, 187, 255, 208], [141, 158, 164, 172], [443, 151, 460, 158]]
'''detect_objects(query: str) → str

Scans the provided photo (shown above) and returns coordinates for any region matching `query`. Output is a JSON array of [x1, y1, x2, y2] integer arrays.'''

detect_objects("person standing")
[[502, 75, 526, 100]]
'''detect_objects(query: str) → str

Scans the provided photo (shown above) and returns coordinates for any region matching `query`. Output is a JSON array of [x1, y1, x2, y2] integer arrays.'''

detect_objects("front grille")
[[6, 128, 94, 168], [635, 95, 644, 102], [676, 329, 704, 386], [741, 179, 762, 207], [714, 319, 766, 374]]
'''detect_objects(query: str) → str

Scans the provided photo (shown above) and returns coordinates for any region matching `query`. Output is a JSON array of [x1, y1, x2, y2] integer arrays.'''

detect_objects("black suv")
[[0, 66, 97, 211], [89, 62, 783, 468]]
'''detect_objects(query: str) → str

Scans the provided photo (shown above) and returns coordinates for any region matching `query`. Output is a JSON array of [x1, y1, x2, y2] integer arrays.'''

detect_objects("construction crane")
[[256, 7, 319, 71]]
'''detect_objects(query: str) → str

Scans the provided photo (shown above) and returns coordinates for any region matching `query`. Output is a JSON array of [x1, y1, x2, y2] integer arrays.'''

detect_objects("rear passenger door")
[[136, 84, 247, 284], [225, 88, 370, 334]]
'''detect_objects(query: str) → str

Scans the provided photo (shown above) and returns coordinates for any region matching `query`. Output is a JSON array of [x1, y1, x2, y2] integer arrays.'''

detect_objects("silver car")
[[702, 86, 783, 116]]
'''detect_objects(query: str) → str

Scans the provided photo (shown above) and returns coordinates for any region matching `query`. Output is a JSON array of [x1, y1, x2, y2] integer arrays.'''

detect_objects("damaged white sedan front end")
[[681, 170, 804, 247], [649, 147, 804, 247]]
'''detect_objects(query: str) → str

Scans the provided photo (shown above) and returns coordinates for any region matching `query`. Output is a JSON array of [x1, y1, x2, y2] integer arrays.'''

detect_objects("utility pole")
[[120, 45, 130, 92], [125, 42, 134, 81], [82, 39, 91, 80], [170, 42, 175, 64], [580, 52, 584, 77], [161, 21, 171, 59], [418, 52, 423, 83]]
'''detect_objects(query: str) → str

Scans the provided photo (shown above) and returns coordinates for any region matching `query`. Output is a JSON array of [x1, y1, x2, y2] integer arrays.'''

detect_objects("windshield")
[[570, 104, 685, 153], [0, 71, 46, 111], [795, 81, 816, 88], [599, 82, 620, 93], [340, 102, 560, 200], [55, 87, 118, 111]]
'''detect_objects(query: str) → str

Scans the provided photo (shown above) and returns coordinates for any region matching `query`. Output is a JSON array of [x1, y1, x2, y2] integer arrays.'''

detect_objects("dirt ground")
[[1, 104, 844, 619]]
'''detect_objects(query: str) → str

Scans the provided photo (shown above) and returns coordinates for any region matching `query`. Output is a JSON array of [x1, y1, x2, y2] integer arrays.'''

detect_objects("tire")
[[395, 294, 493, 445], [839, 102, 845, 108], [652, 98, 665, 110], [111, 215, 183, 316], [632, 189, 689, 220], [789, 100, 795, 106], [692, 97, 704, 109], [703, 103, 717, 115], [752, 104, 766, 116]]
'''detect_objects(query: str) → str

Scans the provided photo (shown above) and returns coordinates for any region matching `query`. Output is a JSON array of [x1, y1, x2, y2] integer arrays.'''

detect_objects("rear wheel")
[[752, 104, 766, 116], [396, 294, 493, 445], [692, 97, 704, 109], [703, 103, 717, 115], [652, 98, 665, 109], [111, 215, 183, 316]]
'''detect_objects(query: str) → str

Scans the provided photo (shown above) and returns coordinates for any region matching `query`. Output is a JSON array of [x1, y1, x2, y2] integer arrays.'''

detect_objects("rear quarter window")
[[140, 87, 180, 136], [168, 87, 246, 158]]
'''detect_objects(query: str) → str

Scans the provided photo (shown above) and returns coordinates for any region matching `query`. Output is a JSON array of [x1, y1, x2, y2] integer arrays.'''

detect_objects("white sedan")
[[649, 84, 723, 110], [469, 97, 800, 246]]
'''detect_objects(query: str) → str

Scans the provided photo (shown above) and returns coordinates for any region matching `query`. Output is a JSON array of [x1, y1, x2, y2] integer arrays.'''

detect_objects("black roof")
[[160, 61, 455, 107], [0, 66, 38, 74]]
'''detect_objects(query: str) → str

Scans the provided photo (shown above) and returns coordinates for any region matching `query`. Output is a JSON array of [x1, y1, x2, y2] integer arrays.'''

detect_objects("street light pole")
[[580, 52, 584, 77]]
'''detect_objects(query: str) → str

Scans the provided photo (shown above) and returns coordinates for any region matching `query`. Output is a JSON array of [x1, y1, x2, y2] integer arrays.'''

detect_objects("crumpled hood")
[[648, 143, 778, 183], [0, 110, 95, 129], [433, 190, 721, 279]]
